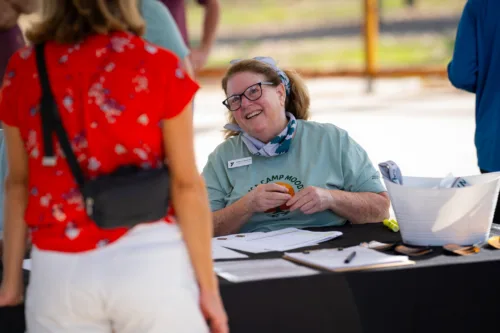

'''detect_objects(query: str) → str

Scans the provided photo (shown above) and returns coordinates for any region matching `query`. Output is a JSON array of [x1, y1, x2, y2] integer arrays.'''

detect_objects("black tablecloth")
[[218, 223, 500, 333], [2, 223, 500, 333]]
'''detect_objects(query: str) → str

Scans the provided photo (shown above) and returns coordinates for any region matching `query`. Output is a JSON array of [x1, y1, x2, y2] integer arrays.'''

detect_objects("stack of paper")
[[214, 258, 318, 283], [213, 232, 272, 254], [212, 243, 248, 260], [284, 245, 414, 272], [214, 228, 342, 253]]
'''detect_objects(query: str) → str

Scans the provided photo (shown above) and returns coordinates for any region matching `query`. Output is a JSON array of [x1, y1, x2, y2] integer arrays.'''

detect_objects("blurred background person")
[[141, 0, 194, 76], [0, 0, 38, 257], [160, 0, 220, 72], [448, 0, 500, 225], [0, 0, 37, 85]]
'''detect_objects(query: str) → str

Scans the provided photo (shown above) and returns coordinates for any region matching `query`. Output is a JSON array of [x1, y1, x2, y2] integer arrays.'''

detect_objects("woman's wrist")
[[240, 192, 255, 215], [1, 271, 23, 293], [199, 273, 220, 294], [327, 189, 339, 211]]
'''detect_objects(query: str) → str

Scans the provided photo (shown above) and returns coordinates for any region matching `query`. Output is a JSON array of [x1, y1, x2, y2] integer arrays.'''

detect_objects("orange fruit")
[[265, 182, 295, 213]]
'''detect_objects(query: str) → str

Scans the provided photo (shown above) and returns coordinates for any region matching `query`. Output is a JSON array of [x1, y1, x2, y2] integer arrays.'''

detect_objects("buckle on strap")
[[42, 156, 57, 167]]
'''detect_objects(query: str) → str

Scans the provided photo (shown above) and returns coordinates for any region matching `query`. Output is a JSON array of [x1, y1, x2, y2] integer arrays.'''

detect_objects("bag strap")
[[35, 43, 86, 189]]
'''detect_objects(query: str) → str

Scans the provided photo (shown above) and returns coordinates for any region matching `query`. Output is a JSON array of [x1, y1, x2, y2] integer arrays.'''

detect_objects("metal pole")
[[364, 0, 379, 93]]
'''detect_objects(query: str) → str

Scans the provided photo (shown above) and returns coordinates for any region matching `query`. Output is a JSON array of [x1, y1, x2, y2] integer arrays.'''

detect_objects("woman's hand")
[[200, 288, 228, 333], [0, 282, 23, 307], [246, 184, 292, 213], [286, 186, 333, 214]]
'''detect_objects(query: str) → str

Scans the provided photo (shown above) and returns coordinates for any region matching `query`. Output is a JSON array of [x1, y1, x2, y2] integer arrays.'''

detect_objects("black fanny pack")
[[35, 43, 171, 229]]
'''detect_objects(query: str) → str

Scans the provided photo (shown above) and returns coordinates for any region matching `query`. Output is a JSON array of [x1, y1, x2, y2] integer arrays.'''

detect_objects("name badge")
[[228, 157, 252, 169]]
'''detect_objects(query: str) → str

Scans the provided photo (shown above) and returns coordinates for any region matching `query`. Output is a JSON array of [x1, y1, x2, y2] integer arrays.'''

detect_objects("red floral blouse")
[[0, 32, 199, 253]]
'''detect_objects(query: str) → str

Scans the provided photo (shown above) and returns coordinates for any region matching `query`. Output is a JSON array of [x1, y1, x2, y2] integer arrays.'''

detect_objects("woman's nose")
[[240, 95, 253, 109]]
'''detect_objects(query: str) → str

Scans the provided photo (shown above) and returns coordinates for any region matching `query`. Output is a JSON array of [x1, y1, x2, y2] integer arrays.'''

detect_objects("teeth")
[[246, 111, 261, 119]]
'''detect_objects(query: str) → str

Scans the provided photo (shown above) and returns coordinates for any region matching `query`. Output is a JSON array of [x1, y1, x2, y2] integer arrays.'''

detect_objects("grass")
[[187, 0, 466, 39], [188, 0, 464, 71], [205, 34, 455, 71]]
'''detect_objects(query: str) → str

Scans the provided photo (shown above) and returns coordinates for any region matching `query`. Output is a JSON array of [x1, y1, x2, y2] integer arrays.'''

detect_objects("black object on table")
[[2, 223, 500, 333]]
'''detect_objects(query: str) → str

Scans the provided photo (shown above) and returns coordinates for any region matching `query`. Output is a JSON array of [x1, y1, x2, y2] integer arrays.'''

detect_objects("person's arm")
[[190, 0, 220, 71], [287, 130, 390, 223], [286, 185, 390, 224], [212, 183, 291, 236], [201, 156, 253, 236], [163, 106, 216, 289], [0, 125, 29, 306], [329, 191, 390, 223], [162, 105, 227, 332], [160, 53, 226, 331], [183, 56, 195, 79], [448, 0, 478, 93], [213, 196, 253, 236]]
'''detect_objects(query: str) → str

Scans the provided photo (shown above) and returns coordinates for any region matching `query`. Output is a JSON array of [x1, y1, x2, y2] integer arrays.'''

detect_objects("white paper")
[[384, 172, 500, 246], [366, 240, 390, 249], [214, 228, 342, 253], [250, 228, 341, 252], [23, 259, 31, 271], [212, 244, 248, 260], [214, 258, 318, 283], [285, 245, 409, 271], [213, 232, 273, 254]]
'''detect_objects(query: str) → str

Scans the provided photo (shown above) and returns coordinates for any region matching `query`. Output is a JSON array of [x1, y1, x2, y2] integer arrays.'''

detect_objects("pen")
[[344, 251, 356, 264]]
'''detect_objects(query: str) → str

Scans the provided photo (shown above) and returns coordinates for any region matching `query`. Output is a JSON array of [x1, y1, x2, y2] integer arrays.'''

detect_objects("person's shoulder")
[[299, 120, 348, 139], [10, 45, 34, 65], [466, 0, 490, 14], [2, 45, 35, 82], [468, 0, 488, 8], [212, 135, 244, 154], [207, 135, 244, 162], [141, 0, 170, 20], [133, 35, 182, 66]]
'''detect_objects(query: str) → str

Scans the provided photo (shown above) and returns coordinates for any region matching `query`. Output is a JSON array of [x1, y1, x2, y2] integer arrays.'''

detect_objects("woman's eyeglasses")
[[222, 82, 274, 111]]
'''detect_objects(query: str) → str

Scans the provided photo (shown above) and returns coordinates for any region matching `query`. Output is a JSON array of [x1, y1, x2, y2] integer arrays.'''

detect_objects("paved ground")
[[193, 77, 478, 179]]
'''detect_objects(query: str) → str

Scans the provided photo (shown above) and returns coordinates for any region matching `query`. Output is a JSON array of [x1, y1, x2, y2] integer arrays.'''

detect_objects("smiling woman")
[[222, 57, 309, 141], [202, 57, 391, 236]]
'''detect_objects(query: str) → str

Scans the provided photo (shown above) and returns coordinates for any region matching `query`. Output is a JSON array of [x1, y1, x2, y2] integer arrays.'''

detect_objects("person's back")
[[0, 1, 227, 332], [1, 33, 189, 251], [448, 0, 500, 172], [141, 0, 189, 59]]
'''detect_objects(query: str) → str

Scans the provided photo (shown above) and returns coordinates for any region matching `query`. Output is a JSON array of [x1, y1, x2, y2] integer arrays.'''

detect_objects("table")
[[218, 223, 500, 333], [2, 223, 500, 333]]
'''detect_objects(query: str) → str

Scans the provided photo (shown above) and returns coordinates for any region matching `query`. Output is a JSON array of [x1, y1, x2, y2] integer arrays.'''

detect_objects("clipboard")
[[283, 254, 415, 272], [282, 246, 415, 273]]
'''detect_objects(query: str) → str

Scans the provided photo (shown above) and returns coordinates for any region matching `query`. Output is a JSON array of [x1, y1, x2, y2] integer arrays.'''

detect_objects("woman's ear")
[[277, 83, 286, 106]]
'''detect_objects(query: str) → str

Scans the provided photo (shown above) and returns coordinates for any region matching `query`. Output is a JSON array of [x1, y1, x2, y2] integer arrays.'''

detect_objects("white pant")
[[26, 222, 208, 333]]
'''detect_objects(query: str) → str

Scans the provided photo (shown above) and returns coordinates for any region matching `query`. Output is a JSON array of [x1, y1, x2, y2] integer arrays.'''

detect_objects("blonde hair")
[[26, 0, 145, 44], [221, 59, 310, 139]]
